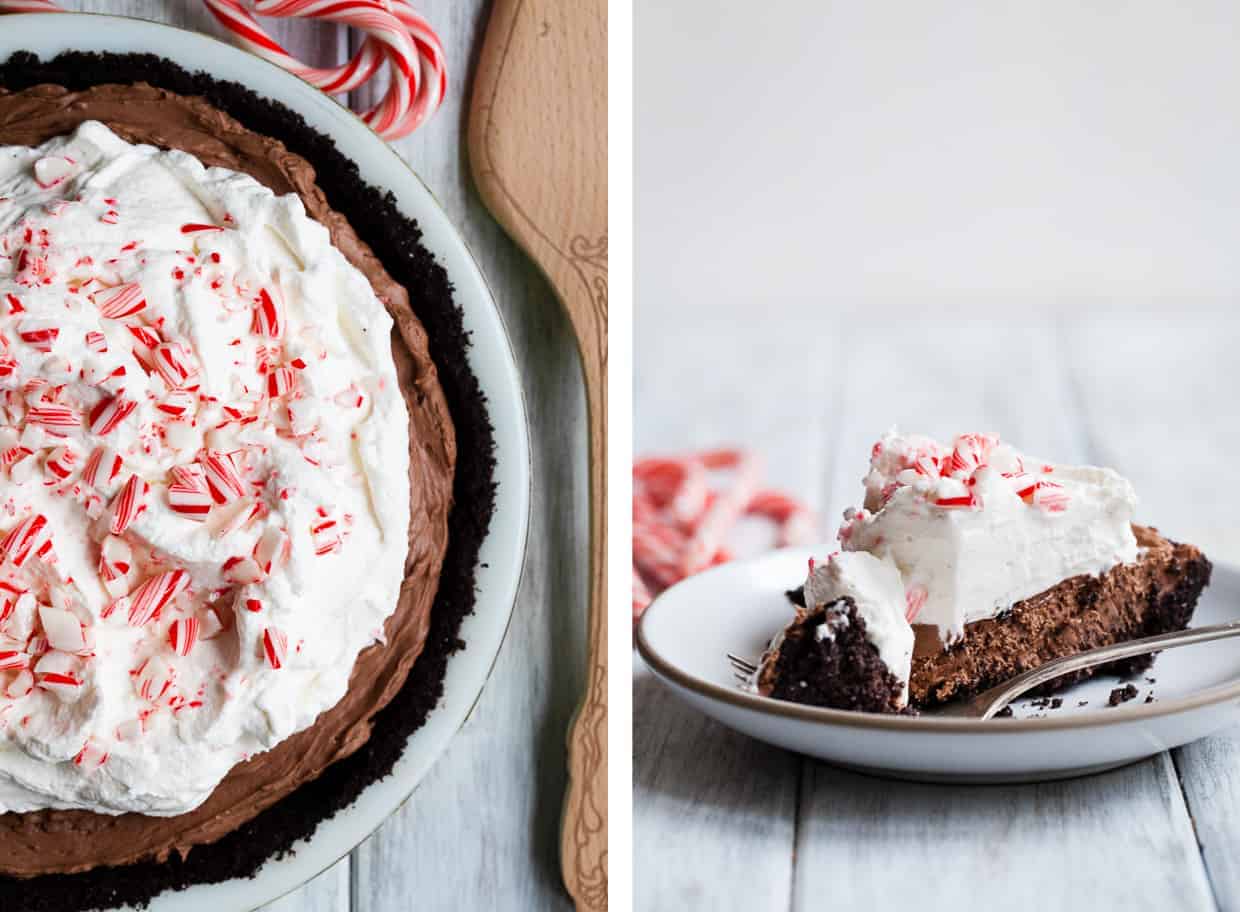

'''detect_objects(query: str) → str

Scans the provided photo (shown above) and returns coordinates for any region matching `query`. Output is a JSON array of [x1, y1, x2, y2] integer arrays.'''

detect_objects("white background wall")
[[636, 1, 1240, 311]]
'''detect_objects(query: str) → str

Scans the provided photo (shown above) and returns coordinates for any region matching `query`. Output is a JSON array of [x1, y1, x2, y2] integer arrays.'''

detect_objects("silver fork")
[[729, 620, 1240, 719]]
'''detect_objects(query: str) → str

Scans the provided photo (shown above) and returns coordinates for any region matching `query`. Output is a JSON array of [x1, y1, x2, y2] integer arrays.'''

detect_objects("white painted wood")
[[633, 305, 833, 910], [794, 753, 1213, 912], [25, 4, 575, 910], [346, 3, 586, 911], [1061, 311, 1240, 910], [634, 302, 1232, 910]]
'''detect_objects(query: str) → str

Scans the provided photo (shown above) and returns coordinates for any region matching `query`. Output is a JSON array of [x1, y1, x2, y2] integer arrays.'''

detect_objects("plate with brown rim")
[[636, 547, 1240, 783]]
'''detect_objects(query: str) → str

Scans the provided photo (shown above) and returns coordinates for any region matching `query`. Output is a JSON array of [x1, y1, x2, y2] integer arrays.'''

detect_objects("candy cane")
[[0, 1, 445, 140], [631, 449, 818, 629], [679, 451, 762, 575]]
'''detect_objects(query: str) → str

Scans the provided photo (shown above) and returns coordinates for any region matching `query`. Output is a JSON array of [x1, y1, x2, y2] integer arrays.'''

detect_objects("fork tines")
[[727, 652, 758, 674]]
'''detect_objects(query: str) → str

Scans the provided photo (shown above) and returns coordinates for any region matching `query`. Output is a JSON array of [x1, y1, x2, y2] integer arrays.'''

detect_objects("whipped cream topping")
[[0, 122, 410, 816], [802, 551, 913, 701], [840, 430, 1137, 643]]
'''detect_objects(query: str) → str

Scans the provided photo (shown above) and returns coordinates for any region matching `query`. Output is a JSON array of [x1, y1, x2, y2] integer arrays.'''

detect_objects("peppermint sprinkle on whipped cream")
[[0, 122, 410, 815]]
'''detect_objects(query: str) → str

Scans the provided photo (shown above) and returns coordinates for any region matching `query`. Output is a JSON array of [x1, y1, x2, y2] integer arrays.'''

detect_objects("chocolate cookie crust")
[[756, 597, 906, 714], [0, 51, 496, 912]]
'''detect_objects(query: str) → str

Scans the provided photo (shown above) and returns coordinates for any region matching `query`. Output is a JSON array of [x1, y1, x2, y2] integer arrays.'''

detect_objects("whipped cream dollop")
[[0, 122, 411, 815], [802, 551, 913, 702], [840, 430, 1137, 643]]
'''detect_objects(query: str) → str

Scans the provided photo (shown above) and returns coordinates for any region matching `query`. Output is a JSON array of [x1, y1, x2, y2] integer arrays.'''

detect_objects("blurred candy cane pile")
[[0, 0, 446, 140], [633, 450, 816, 629]]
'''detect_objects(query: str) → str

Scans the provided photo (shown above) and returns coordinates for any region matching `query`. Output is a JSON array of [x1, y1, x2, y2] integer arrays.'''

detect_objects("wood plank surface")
[[43, 2, 581, 910]]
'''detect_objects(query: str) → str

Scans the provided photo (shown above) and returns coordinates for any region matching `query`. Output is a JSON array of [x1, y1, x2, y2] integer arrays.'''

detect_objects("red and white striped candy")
[[33, 155, 75, 189], [17, 321, 59, 353], [1031, 480, 1071, 513], [167, 617, 199, 656], [168, 464, 213, 521], [266, 365, 297, 398], [133, 655, 176, 701], [1008, 473, 1039, 501], [216, 498, 267, 536], [253, 526, 290, 575], [153, 342, 196, 388], [1, 591, 35, 641], [93, 282, 146, 319], [85, 330, 108, 353], [632, 449, 818, 628], [0, 649, 27, 671], [933, 494, 976, 509], [0, 354, 19, 387], [125, 569, 190, 627], [109, 474, 150, 535], [43, 444, 79, 484], [222, 555, 265, 585], [35, 651, 82, 701], [200, 0, 446, 140], [74, 738, 109, 771], [5, 293, 23, 315], [201, 450, 247, 504], [0, 513, 51, 567], [156, 389, 196, 420], [126, 323, 161, 352], [905, 585, 928, 623], [310, 511, 343, 556], [88, 394, 137, 436], [26, 403, 79, 435], [947, 432, 998, 477], [262, 626, 288, 670], [98, 535, 135, 599], [251, 287, 284, 338], [679, 450, 762, 576], [82, 445, 124, 492]]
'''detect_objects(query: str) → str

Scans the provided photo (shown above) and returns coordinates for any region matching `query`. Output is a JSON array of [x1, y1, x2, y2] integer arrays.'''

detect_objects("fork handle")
[[943, 621, 1240, 719]]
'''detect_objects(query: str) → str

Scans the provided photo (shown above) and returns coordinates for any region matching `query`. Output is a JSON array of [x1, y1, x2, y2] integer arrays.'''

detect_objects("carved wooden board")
[[469, 1, 608, 910]]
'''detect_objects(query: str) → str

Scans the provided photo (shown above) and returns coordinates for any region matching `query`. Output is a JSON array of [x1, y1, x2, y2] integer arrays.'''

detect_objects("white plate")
[[637, 548, 1240, 783], [0, 13, 531, 910]]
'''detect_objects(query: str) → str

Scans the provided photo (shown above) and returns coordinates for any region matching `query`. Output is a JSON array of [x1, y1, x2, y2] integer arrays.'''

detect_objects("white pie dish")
[[637, 546, 1240, 783], [0, 13, 531, 911]]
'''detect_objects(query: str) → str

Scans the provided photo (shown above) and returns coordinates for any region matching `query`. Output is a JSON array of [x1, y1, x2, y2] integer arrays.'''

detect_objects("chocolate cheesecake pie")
[[0, 52, 495, 912], [751, 431, 1211, 714]]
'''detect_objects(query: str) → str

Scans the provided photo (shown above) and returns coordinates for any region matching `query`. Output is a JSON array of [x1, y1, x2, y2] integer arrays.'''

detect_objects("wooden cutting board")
[[468, 1, 607, 910]]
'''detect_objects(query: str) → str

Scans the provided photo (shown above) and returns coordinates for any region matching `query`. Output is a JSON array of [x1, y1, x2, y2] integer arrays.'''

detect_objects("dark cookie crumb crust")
[[0, 51, 496, 912], [766, 598, 905, 714]]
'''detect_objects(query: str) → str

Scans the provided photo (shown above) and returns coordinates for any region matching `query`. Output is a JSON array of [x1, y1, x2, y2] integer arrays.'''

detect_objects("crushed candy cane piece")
[[93, 282, 146, 319], [109, 474, 150, 535], [124, 569, 190, 627], [262, 627, 288, 669]]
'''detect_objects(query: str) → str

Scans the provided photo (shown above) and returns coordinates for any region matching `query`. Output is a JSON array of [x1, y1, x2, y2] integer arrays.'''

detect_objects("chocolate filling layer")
[[756, 597, 906, 714], [908, 526, 1211, 706], [0, 82, 455, 878]]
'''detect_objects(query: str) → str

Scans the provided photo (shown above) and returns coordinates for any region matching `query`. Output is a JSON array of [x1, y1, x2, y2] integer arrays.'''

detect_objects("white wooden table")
[[634, 302, 1240, 911], [47, 2, 584, 909]]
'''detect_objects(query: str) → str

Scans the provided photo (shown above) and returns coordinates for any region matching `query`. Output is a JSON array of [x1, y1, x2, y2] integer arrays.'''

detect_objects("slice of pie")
[[752, 431, 1212, 713]]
